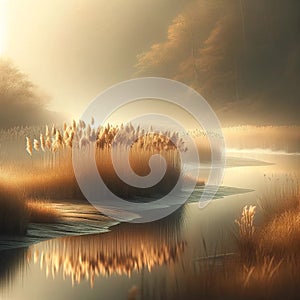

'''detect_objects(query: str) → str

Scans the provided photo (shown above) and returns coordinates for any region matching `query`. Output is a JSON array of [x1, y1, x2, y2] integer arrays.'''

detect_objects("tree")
[[135, 0, 300, 125], [0, 59, 56, 128]]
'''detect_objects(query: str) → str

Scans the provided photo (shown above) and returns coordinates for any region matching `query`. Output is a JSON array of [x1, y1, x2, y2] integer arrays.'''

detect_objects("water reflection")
[[0, 247, 28, 293], [27, 207, 186, 288], [0, 153, 299, 299]]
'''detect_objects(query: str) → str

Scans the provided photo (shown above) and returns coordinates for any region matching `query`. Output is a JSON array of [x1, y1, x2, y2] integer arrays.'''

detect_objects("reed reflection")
[[28, 206, 187, 288], [0, 247, 28, 294]]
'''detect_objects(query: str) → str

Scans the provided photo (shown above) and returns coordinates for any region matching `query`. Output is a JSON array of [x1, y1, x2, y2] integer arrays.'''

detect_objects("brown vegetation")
[[0, 182, 28, 235], [26, 200, 61, 223], [175, 175, 300, 300], [223, 125, 300, 153]]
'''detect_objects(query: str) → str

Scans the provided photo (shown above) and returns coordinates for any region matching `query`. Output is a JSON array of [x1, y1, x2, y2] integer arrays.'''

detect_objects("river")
[[0, 151, 299, 300]]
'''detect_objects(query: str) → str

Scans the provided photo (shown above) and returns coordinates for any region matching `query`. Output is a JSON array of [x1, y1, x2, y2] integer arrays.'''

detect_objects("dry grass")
[[0, 121, 188, 234], [0, 158, 83, 202], [255, 210, 300, 257], [172, 257, 286, 300], [0, 169, 67, 234], [1, 124, 300, 298], [0, 182, 29, 235], [164, 174, 300, 299], [0, 122, 186, 201], [254, 176, 300, 257], [0, 183, 61, 233], [223, 125, 300, 153], [234, 205, 257, 262], [234, 175, 300, 278], [235, 205, 256, 240], [26, 199, 61, 223], [96, 146, 181, 200], [0, 121, 213, 203], [19, 121, 186, 201], [22, 162, 83, 201], [258, 174, 300, 217]]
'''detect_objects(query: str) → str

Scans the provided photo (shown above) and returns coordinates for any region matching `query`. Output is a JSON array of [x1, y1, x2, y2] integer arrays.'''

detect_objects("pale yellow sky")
[[1, 0, 186, 119], [0, 0, 7, 55], [2, 0, 298, 126]]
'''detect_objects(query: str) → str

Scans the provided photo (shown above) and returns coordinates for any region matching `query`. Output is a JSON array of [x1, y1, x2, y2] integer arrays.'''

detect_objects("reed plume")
[[33, 139, 40, 151], [235, 205, 256, 240], [51, 124, 56, 136], [40, 134, 46, 152], [45, 125, 50, 138], [45, 136, 51, 151], [26, 137, 32, 156]]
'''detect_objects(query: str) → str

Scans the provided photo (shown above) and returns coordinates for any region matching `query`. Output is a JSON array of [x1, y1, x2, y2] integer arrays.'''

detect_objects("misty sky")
[[3, 0, 186, 118], [1, 0, 300, 126]]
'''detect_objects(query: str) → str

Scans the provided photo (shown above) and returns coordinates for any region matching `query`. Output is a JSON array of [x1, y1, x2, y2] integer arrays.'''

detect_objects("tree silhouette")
[[0, 59, 57, 128]]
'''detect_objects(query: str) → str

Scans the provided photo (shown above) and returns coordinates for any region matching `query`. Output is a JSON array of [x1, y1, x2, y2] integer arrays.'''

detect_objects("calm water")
[[0, 152, 299, 300]]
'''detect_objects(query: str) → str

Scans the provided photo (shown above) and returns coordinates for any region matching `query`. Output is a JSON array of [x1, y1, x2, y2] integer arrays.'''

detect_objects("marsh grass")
[[256, 210, 300, 257], [158, 174, 300, 299], [258, 174, 300, 217], [21, 162, 83, 201], [0, 183, 29, 235], [0, 122, 215, 204], [27, 199, 61, 223], [96, 146, 181, 200], [178, 255, 289, 300], [234, 205, 257, 263], [21, 121, 185, 201], [0, 182, 62, 234], [1, 123, 300, 298], [223, 125, 300, 153], [0, 121, 188, 234]]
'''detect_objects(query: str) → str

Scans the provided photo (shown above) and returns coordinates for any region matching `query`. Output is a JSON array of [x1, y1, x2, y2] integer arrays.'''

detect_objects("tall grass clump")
[[188, 128, 225, 163], [1, 120, 214, 203], [24, 120, 187, 200], [95, 123, 184, 199], [235, 205, 256, 262], [0, 183, 29, 235], [258, 174, 300, 217], [0, 183, 62, 234], [27, 199, 61, 223], [257, 210, 300, 258]]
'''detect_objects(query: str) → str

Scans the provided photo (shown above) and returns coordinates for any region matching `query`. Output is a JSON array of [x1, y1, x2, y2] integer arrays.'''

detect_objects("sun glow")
[[0, 0, 8, 55]]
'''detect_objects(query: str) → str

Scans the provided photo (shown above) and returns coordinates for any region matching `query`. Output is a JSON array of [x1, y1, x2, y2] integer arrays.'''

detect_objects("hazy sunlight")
[[0, 0, 7, 55]]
